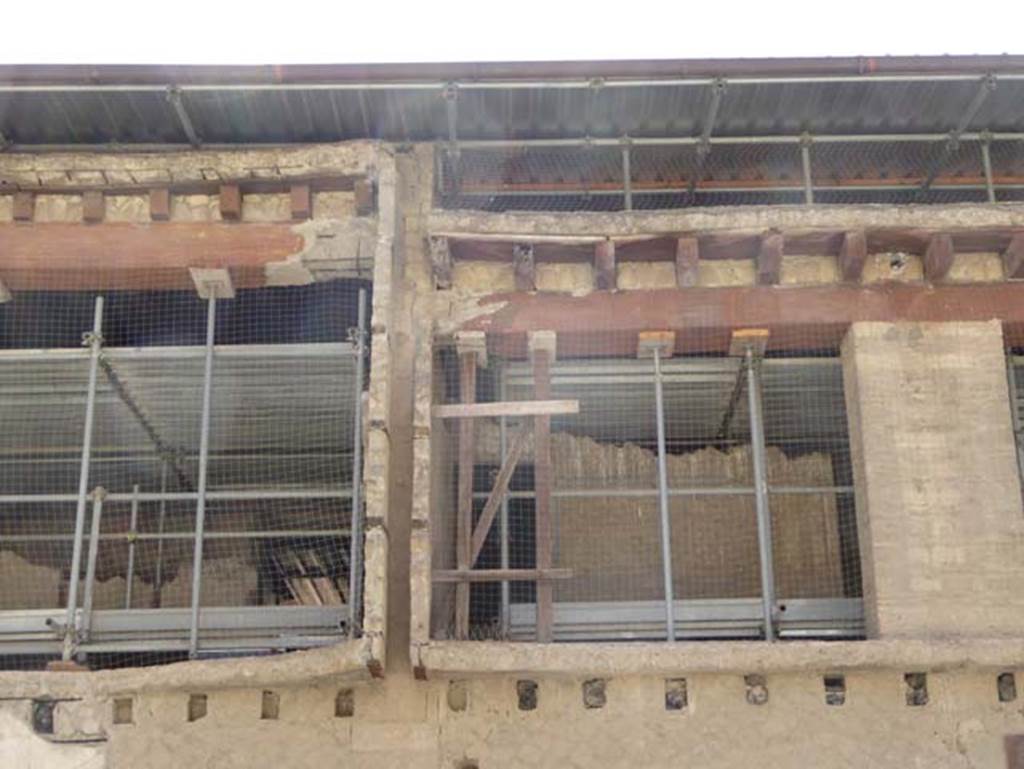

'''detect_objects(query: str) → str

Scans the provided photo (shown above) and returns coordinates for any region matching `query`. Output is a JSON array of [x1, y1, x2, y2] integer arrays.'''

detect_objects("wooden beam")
[[430, 236, 452, 290], [757, 231, 784, 285], [0, 222, 305, 290], [12, 192, 33, 222], [432, 568, 573, 583], [82, 191, 105, 224], [354, 179, 375, 216], [469, 422, 531, 566], [594, 239, 616, 290], [433, 400, 579, 419], [838, 230, 867, 282], [290, 184, 312, 221], [1003, 234, 1024, 279], [675, 236, 699, 288], [513, 243, 535, 291], [465, 282, 1024, 356], [455, 351, 477, 640], [219, 184, 242, 221], [149, 188, 171, 221], [924, 234, 955, 282], [531, 340, 554, 642]]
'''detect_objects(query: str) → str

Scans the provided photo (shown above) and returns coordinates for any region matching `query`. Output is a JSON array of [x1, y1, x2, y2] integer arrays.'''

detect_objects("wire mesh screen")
[[437, 138, 1024, 211], [0, 279, 369, 670], [431, 329, 862, 643]]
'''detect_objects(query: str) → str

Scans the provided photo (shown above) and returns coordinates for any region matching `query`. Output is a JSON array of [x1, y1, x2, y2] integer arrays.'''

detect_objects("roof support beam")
[[1003, 234, 1024, 279], [685, 78, 727, 204], [919, 75, 998, 195], [166, 86, 203, 148], [756, 231, 784, 285], [838, 230, 867, 282], [594, 239, 616, 290], [149, 188, 171, 221], [923, 233, 955, 282], [675, 236, 700, 287]]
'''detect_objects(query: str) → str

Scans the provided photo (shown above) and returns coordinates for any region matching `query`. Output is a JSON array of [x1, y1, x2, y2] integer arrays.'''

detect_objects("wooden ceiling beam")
[[838, 230, 867, 282]]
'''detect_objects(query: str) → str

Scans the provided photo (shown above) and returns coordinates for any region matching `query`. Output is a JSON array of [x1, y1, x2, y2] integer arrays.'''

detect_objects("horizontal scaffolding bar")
[[0, 488, 353, 504], [0, 342, 356, 364], [0, 529, 350, 543], [472, 486, 854, 500]]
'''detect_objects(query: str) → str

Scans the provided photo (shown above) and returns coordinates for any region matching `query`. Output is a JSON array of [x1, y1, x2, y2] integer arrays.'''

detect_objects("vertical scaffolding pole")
[[62, 296, 104, 661], [800, 138, 814, 205], [498, 364, 511, 636], [531, 343, 554, 642], [79, 490, 105, 642], [347, 288, 368, 638], [1005, 355, 1024, 492], [124, 484, 140, 609], [621, 141, 633, 211], [153, 460, 168, 607], [981, 140, 996, 203], [188, 294, 217, 658], [652, 348, 676, 641], [746, 347, 776, 641]]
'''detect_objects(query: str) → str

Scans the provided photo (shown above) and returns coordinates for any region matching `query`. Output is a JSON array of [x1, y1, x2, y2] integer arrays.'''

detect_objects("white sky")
[[3, 0, 1022, 65]]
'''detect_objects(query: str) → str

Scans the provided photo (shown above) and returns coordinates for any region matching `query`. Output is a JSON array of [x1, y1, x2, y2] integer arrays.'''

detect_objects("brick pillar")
[[842, 321, 1024, 639]]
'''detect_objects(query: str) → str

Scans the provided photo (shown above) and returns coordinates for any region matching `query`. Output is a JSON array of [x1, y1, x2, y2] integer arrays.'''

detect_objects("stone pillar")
[[842, 321, 1024, 639]]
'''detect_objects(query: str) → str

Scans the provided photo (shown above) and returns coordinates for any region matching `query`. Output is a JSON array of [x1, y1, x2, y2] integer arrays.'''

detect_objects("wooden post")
[[82, 191, 105, 224], [757, 231, 784, 285], [675, 236, 700, 288], [594, 240, 616, 291], [529, 330, 556, 642], [453, 331, 485, 639], [838, 230, 867, 282], [513, 243, 536, 291], [12, 192, 34, 222], [290, 184, 312, 220], [219, 184, 242, 221], [1003, 234, 1024, 279], [149, 188, 171, 221], [924, 233, 955, 282]]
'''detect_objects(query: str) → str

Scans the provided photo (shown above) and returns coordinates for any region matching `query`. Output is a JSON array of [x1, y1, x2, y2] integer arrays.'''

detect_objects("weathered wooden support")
[[354, 179, 375, 216], [219, 184, 242, 221], [529, 330, 556, 642], [12, 192, 33, 222], [838, 230, 867, 282], [675, 236, 700, 288], [290, 184, 312, 221], [594, 239, 616, 291], [1003, 234, 1024, 279], [757, 231, 784, 285], [513, 243, 536, 291], [149, 188, 171, 221], [434, 400, 578, 419], [82, 191, 105, 224], [430, 236, 452, 290], [469, 422, 531, 565], [924, 233, 955, 282]]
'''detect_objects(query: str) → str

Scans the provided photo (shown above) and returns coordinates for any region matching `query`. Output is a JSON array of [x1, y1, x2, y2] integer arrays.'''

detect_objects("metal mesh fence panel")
[[431, 324, 863, 643], [437, 137, 1024, 211], [0, 277, 369, 670]]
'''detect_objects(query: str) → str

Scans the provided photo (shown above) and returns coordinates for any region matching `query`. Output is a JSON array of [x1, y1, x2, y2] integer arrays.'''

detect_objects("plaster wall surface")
[[842, 321, 1024, 639]]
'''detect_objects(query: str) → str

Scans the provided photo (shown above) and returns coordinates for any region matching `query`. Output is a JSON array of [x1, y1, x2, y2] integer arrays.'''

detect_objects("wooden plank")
[[354, 179, 375, 216], [219, 184, 242, 221], [433, 400, 579, 419], [838, 230, 867, 282], [455, 352, 477, 640], [513, 243, 535, 291], [433, 568, 573, 583], [675, 236, 700, 288], [924, 233, 955, 282], [149, 188, 171, 221], [594, 240, 616, 290], [82, 191, 105, 224], [757, 231, 784, 285], [1003, 234, 1024, 279], [469, 422, 531, 565], [290, 184, 312, 221], [0, 223, 304, 289], [532, 347, 554, 642], [430, 236, 452, 290], [12, 192, 33, 222]]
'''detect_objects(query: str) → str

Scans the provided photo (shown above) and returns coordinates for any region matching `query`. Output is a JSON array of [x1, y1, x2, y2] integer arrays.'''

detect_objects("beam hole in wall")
[[824, 675, 846, 706], [582, 679, 607, 709], [335, 689, 355, 718], [745, 675, 769, 706], [188, 694, 208, 722], [112, 697, 134, 725], [261, 690, 280, 720], [31, 699, 55, 734], [904, 673, 928, 707], [998, 672, 1018, 703], [447, 680, 469, 712], [517, 680, 538, 711], [665, 678, 688, 711], [455, 760, 479, 769]]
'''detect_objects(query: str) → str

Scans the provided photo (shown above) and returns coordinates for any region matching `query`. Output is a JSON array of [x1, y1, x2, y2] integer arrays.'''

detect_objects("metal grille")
[[0, 280, 369, 670], [431, 332, 862, 642], [437, 137, 1024, 211]]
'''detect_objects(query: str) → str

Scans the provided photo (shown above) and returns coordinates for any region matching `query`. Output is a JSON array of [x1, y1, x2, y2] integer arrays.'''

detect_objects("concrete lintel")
[[413, 638, 1024, 679]]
